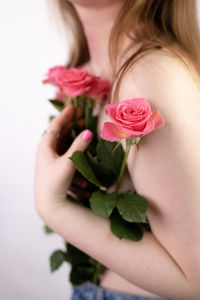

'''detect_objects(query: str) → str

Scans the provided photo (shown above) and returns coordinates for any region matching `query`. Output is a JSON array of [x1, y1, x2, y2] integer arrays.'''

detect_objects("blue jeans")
[[71, 282, 170, 300]]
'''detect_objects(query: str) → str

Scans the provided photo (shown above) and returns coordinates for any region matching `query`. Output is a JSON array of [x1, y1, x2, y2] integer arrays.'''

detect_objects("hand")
[[34, 102, 93, 214]]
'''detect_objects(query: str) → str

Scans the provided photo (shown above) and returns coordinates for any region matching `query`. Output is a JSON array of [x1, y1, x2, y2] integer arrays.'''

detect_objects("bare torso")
[[79, 58, 165, 298]]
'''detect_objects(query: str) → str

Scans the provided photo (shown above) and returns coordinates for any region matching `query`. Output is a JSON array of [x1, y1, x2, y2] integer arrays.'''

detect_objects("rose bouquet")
[[42, 65, 165, 286]]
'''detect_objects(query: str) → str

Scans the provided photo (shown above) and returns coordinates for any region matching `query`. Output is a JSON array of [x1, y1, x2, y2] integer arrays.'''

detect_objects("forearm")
[[37, 199, 198, 300]]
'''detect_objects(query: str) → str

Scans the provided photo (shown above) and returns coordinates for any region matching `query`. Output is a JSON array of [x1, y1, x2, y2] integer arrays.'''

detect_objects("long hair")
[[52, 0, 200, 102]]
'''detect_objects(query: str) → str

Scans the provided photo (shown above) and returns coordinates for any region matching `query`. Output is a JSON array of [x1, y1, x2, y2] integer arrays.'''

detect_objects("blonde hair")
[[53, 0, 200, 102]]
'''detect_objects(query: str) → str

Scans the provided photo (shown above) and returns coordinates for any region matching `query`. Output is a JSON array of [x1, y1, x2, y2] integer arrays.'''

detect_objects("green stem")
[[92, 261, 101, 285], [72, 97, 78, 123], [115, 139, 132, 193], [85, 98, 89, 129], [69, 97, 78, 139], [85, 98, 93, 129]]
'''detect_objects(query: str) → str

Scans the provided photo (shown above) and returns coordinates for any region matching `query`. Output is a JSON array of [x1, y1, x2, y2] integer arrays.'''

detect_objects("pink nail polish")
[[82, 130, 93, 142]]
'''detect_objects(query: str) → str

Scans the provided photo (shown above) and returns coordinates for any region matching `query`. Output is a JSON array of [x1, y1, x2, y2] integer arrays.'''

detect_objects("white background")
[[0, 1, 72, 299], [0, 1, 199, 300]]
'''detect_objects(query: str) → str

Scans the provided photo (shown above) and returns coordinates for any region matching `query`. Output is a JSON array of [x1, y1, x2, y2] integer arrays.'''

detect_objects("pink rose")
[[43, 66, 110, 100], [86, 76, 110, 101], [57, 68, 94, 97], [43, 66, 67, 86], [100, 98, 165, 141]]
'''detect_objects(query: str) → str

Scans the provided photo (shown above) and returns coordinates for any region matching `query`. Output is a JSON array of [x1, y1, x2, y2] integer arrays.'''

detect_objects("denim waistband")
[[71, 281, 171, 300]]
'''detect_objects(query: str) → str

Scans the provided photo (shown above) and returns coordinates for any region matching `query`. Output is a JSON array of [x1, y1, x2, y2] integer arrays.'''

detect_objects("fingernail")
[[82, 130, 93, 142]]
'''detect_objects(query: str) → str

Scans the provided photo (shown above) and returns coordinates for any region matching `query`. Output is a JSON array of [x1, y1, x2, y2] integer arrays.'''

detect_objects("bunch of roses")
[[43, 65, 165, 286], [43, 65, 111, 200], [43, 65, 110, 102]]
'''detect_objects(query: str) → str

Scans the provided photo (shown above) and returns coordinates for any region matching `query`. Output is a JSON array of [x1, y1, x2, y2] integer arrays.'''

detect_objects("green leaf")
[[117, 191, 148, 223], [70, 267, 85, 285], [65, 242, 106, 285], [69, 151, 106, 190], [49, 99, 64, 111], [50, 250, 66, 272], [66, 243, 90, 265], [110, 212, 143, 241], [44, 224, 54, 234], [70, 265, 94, 285], [111, 141, 121, 153], [86, 151, 115, 187], [89, 191, 119, 218], [97, 138, 124, 175], [86, 151, 106, 175]]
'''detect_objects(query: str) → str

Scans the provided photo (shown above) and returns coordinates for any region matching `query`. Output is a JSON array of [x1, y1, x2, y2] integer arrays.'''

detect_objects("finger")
[[54, 129, 93, 195], [60, 129, 93, 172], [42, 105, 84, 150], [42, 102, 74, 148], [49, 102, 74, 132], [61, 117, 85, 136], [66, 129, 93, 158]]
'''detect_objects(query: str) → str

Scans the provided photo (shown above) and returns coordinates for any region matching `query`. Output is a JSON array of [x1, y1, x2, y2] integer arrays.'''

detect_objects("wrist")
[[35, 193, 69, 223]]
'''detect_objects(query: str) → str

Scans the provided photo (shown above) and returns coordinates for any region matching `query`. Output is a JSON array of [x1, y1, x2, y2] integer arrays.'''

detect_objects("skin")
[[67, 0, 127, 78], [34, 1, 200, 299]]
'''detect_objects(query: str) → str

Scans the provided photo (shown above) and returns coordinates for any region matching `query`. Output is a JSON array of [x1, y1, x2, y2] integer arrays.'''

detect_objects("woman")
[[34, 0, 200, 299]]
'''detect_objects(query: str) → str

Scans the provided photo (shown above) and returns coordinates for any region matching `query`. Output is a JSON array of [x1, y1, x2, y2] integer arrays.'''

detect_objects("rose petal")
[[150, 110, 165, 128], [105, 104, 118, 121], [141, 111, 165, 135], [86, 77, 110, 100], [119, 124, 147, 136], [100, 122, 129, 141], [56, 68, 93, 97], [139, 119, 155, 136]]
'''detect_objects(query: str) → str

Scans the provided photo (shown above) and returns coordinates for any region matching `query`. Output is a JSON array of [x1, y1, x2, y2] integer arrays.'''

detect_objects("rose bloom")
[[57, 68, 94, 97], [86, 76, 110, 101], [100, 98, 165, 141], [43, 66, 110, 100], [43, 66, 67, 86]]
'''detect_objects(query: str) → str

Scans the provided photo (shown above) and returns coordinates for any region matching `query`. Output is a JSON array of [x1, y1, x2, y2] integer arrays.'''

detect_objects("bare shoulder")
[[118, 48, 200, 282], [119, 47, 200, 104], [119, 47, 200, 147]]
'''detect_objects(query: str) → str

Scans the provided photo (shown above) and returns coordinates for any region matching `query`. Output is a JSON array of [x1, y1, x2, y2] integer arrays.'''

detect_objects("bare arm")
[[34, 53, 200, 300]]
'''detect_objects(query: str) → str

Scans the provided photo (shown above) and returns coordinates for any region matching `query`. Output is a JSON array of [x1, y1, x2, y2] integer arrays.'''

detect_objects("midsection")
[[99, 269, 162, 298]]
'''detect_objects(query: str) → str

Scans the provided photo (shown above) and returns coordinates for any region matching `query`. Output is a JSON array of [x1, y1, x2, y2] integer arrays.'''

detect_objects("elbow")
[[34, 195, 51, 223]]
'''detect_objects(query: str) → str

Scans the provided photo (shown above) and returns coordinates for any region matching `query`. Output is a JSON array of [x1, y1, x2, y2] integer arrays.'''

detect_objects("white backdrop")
[[0, 1, 200, 300], [0, 1, 72, 299]]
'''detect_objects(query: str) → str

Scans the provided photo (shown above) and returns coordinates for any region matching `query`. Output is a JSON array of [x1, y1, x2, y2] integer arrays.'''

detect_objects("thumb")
[[64, 129, 93, 160]]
